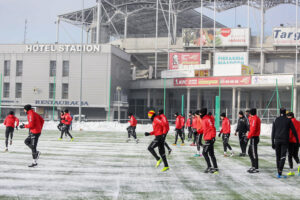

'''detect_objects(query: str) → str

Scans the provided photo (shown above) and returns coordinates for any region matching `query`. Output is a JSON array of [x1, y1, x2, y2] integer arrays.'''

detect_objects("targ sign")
[[252, 75, 294, 85], [273, 27, 300, 46], [169, 52, 209, 70], [35, 100, 89, 106], [26, 44, 101, 53], [183, 28, 249, 47], [214, 52, 248, 65], [174, 76, 251, 87]]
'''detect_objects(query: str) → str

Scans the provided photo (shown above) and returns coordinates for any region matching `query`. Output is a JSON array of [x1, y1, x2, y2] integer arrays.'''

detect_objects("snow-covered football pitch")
[[0, 129, 300, 200]]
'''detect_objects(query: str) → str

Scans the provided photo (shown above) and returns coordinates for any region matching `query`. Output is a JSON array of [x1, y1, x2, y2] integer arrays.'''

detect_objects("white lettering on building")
[[25, 45, 101, 53]]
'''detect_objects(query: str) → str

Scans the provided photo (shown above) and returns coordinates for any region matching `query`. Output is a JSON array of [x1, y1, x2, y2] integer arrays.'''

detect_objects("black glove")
[[19, 124, 25, 129], [272, 144, 275, 150], [244, 137, 248, 143], [218, 133, 222, 137], [16, 126, 18, 130], [144, 132, 150, 136]]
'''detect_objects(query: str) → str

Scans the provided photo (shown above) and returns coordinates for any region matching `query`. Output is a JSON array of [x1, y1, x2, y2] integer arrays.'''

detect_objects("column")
[[260, 0, 265, 74], [56, 17, 60, 43], [197, 89, 202, 109], [293, 87, 297, 117], [246, 92, 250, 109], [96, 0, 102, 44], [232, 88, 236, 123], [237, 88, 241, 113], [147, 89, 151, 108], [187, 88, 191, 117], [124, 15, 128, 40]]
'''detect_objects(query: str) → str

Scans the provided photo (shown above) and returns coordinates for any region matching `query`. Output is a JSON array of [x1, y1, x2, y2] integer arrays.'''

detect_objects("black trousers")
[[24, 132, 41, 159], [5, 127, 14, 147], [182, 128, 185, 140], [57, 122, 63, 131], [61, 125, 73, 139], [239, 132, 248, 154], [275, 142, 289, 174], [288, 143, 300, 169], [196, 134, 203, 152], [174, 129, 184, 144], [188, 127, 193, 139], [163, 133, 171, 151], [192, 129, 197, 144], [248, 136, 259, 169], [127, 126, 137, 139], [202, 139, 218, 169], [222, 134, 232, 152], [148, 135, 168, 167]]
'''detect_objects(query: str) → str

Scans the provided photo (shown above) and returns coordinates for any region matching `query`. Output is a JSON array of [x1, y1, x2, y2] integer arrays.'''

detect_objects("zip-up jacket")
[[192, 117, 197, 129], [248, 115, 261, 139], [202, 115, 216, 141], [196, 115, 203, 134], [272, 115, 299, 145], [25, 110, 44, 134], [236, 116, 249, 134], [160, 114, 170, 134], [186, 117, 192, 127], [180, 116, 185, 128], [63, 113, 73, 125], [289, 118, 300, 143], [150, 116, 164, 136], [4, 115, 19, 128], [175, 116, 183, 129], [128, 116, 137, 127], [220, 117, 231, 134]]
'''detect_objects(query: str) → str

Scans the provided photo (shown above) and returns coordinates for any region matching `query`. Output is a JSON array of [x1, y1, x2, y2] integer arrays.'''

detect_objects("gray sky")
[[0, 1, 298, 44]]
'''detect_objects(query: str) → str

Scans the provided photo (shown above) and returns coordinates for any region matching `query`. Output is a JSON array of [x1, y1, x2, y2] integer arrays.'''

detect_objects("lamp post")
[[116, 86, 122, 123]]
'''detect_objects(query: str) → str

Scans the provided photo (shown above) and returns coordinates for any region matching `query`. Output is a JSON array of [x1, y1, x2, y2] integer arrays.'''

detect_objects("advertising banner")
[[214, 52, 248, 65], [252, 75, 294, 85], [169, 52, 209, 70], [273, 27, 300, 46], [174, 76, 251, 87], [183, 28, 250, 47]]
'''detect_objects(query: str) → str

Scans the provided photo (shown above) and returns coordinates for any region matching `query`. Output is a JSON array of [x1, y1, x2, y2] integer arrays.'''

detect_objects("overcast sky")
[[0, 0, 298, 44]]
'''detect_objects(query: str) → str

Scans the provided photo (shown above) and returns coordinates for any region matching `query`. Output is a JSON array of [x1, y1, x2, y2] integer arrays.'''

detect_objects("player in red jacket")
[[19, 104, 44, 167], [159, 109, 172, 155], [287, 112, 300, 176], [247, 108, 261, 173], [57, 111, 65, 131], [173, 112, 185, 146], [145, 110, 169, 172], [186, 111, 193, 142], [200, 108, 218, 174], [3, 111, 19, 151], [181, 114, 186, 141], [219, 113, 233, 157], [59, 109, 74, 141], [126, 113, 139, 143]]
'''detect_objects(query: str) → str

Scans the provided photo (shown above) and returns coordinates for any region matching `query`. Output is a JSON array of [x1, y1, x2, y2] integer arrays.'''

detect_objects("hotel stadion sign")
[[25, 44, 101, 53]]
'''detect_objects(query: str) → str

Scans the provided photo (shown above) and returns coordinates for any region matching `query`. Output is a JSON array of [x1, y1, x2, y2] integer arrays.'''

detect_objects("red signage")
[[174, 76, 251, 86], [169, 52, 201, 70]]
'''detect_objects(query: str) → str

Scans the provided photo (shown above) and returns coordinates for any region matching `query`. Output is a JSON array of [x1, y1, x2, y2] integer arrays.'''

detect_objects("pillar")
[[232, 88, 236, 123], [187, 88, 191, 117], [246, 92, 250, 109], [96, 0, 102, 44], [260, 0, 265, 74], [56, 17, 60, 43], [147, 89, 151, 108], [197, 89, 202, 109], [293, 87, 297, 117], [124, 15, 128, 40], [237, 88, 241, 113]]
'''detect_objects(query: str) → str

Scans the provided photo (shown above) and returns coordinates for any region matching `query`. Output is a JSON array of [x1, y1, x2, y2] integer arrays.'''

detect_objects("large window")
[[49, 61, 56, 77], [62, 61, 69, 77], [4, 60, 10, 76], [16, 60, 23, 76], [15, 83, 22, 98], [49, 83, 55, 99], [62, 83, 68, 99], [3, 83, 9, 98]]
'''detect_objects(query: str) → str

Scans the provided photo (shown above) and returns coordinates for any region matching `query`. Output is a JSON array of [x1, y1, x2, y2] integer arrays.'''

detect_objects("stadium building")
[[0, 0, 300, 123]]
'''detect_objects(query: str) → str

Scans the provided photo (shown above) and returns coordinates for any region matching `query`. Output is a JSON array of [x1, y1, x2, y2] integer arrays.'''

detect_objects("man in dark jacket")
[[235, 111, 249, 157], [271, 108, 299, 178]]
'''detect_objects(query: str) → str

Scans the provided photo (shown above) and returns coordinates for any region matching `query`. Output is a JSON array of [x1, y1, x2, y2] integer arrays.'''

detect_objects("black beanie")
[[200, 108, 207, 116], [280, 108, 286, 116], [9, 111, 14, 115], [24, 104, 32, 111], [159, 109, 164, 115], [250, 108, 256, 115], [239, 111, 244, 116], [64, 109, 69, 113], [220, 113, 226, 117]]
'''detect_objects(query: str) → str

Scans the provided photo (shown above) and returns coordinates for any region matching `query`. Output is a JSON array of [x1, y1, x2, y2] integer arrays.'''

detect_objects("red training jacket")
[[25, 110, 44, 134], [160, 114, 169, 134], [220, 117, 231, 134], [186, 118, 192, 127], [248, 115, 261, 139], [192, 117, 197, 129], [180, 116, 185, 128], [210, 115, 215, 125], [128, 115, 137, 127], [4, 115, 19, 128], [175, 116, 183, 129], [196, 116, 203, 134], [289, 118, 300, 143], [60, 113, 65, 123], [63, 113, 73, 125], [202, 115, 216, 141], [150, 116, 164, 136]]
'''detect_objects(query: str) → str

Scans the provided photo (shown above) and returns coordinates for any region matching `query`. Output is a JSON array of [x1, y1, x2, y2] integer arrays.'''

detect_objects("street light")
[[116, 86, 122, 123]]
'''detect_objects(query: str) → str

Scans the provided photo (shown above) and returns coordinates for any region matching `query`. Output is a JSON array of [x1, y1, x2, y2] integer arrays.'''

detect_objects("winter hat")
[[280, 108, 286, 116], [250, 108, 256, 115], [287, 112, 294, 118], [174, 112, 179, 116], [24, 104, 32, 111], [158, 109, 164, 115], [220, 113, 226, 117], [239, 111, 244, 116], [64, 109, 69, 113], [148, 110, 155, 118], [200, 108, 207, 116], [128, 112, 133, 117], [9, 111, 14, 115]]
